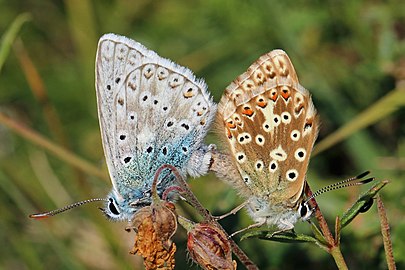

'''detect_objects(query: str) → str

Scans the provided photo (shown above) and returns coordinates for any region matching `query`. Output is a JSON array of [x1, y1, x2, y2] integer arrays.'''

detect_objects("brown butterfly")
[[212, 50, 373, 235]]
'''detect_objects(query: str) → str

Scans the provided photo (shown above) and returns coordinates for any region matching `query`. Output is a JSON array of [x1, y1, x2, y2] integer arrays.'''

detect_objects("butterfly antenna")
[[305, 171, 374, 203], [29, 198, 108, 219]]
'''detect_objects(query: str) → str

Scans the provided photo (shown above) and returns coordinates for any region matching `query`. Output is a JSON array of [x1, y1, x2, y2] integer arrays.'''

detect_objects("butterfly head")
[[100, 189, 149, 221]]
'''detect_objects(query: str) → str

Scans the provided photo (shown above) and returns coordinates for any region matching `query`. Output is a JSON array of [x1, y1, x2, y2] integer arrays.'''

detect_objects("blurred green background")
[[1, 0, 405, 269]]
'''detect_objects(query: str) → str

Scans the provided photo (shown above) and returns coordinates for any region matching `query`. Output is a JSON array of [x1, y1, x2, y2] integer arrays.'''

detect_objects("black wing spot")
[[304, 122, 312, 130], [181, 123, 190, 130], [115, 77, 121, 84], [124, 157, 132, 163], [119, 135, 126, 140], [153, 100, 158, 105], [163, 106, 168, 111], [107, 85, 111, 90], [182, 146, 188, 153], [162, 147, 167, 155], [167, 121, 173, 127], [146, 146, 153, 153], [288, 171, 296, 179], [142, 95, 148, 101]]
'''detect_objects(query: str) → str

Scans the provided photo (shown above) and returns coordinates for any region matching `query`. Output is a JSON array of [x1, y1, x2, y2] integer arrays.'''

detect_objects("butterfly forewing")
[[217, 50, 318, 206], [96, 34, 216, 200]]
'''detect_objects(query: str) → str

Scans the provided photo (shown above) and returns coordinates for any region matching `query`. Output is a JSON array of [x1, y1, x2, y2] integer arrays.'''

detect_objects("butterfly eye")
[[299, 202, 308, 217], [299, 202, 313, 221], [108, 198, 120, 216]]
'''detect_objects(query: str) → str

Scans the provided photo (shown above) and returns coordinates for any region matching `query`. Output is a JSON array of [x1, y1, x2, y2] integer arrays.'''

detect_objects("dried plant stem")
[[160, 164, 259, 270], [306, 185, 348, 270], [377, 195, 396, 270]]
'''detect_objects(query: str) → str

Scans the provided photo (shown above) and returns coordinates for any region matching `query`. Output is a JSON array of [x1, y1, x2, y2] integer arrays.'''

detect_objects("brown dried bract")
[[187, 223, 237, 270], [128, 201, 177, 270]]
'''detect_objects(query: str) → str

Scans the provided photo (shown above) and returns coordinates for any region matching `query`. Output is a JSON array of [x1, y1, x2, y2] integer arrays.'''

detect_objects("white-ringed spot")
[[294, 148, 306, 162], [270, 145, 287, 161], [281, 112, 291, 124], [157, 67, 169, 80], [255, 134, 265, 146], [168, 73, 184, 88], [236, 152, 246, 163], [237, 132, 252, 144], [255, 160, 264, 171], [242, 174, 251, 184], [291, 130, 300, 141], [263, 121, 272, 132], [143, 64, 155, 79], [269, 160, 278, 172], [286, 169, 299, 182]]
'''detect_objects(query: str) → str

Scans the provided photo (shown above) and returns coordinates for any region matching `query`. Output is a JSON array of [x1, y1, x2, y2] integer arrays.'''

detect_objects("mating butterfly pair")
[[30, 34, 356, 233]]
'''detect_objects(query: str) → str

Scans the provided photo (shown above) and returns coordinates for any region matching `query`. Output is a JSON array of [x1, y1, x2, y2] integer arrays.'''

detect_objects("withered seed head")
[[187, 223, 237, 270], [128, 201, 178, 270]]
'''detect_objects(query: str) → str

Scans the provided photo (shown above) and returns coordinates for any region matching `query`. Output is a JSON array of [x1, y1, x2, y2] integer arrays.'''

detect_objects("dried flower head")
[[187, 223, 237, 270], [128, 201, 177, 270]]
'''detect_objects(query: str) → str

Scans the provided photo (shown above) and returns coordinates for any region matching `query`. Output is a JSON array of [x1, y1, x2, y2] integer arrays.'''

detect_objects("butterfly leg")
[[270, 220, 295, 237], [213, 201, 249, 221], [229, 220, 266, 238]]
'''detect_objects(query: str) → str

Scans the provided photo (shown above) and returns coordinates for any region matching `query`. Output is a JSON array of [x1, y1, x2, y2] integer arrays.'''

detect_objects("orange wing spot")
[[226, 120, 236, 129], [257, 98, 267, 108], [197, 111, 203, 116], [281, 88, 290, 99], [183, 89, 194, 98], [269, 90, 278, 101], [242, 107, 254, 117], [226, 128, 233, 139], [200, 119, 206, 125]]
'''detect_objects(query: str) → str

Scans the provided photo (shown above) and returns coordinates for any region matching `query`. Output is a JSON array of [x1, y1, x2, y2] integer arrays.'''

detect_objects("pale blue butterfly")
[[30, 34, 216, 221]]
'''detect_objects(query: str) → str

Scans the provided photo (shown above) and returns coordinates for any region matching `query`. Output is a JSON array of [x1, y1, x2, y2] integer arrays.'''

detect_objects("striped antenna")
[[305, 171, 374, 203], [29, 198, 108, 219]]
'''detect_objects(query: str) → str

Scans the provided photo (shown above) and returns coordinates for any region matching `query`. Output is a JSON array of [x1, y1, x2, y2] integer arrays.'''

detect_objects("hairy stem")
[[377, 195, 396, 270]]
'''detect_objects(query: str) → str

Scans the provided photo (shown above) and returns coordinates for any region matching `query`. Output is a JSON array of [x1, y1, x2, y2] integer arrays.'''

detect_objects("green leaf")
[[340, 180, 388, 229], [241, 229, 318, 244]]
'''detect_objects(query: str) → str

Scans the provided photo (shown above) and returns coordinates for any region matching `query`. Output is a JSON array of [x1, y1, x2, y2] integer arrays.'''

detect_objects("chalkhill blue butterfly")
[[30, 34, 216, 221], [212, 50, 372, 235]]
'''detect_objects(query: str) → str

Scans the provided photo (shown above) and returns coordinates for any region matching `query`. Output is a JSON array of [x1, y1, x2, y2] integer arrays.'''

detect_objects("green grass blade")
[[0, 13, 31, 73]]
